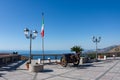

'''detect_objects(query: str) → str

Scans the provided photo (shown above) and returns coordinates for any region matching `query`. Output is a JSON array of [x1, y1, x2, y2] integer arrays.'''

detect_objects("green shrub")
[[71, 45, 83, 53], [87, 53, 96, 59]]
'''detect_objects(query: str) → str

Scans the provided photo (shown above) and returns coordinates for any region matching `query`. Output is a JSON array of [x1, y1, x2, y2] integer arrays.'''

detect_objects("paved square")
[[0, 57, 120, 80]]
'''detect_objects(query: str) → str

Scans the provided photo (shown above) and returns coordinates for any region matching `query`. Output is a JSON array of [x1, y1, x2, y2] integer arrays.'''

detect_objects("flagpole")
[[41, 12, 44, 65], [42, 37, 44, 64]]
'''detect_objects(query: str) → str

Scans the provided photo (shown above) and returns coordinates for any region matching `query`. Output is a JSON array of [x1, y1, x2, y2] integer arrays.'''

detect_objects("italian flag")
[[41, 14, 44, 38]]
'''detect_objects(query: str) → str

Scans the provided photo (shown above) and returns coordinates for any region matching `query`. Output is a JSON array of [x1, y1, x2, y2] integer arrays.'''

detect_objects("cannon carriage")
[[60, 53, 80, 67]]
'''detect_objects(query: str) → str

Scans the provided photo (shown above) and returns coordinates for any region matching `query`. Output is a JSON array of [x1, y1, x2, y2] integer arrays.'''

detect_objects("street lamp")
[[92, 36, 101, 61], [24, 28, 38, 63]]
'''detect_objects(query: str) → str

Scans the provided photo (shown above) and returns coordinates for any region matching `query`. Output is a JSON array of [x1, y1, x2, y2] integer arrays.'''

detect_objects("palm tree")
[[71, 45, 83, 54]]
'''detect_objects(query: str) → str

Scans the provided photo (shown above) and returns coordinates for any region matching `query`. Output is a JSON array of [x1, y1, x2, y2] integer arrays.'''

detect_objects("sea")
[[0, 50, 72, 60]]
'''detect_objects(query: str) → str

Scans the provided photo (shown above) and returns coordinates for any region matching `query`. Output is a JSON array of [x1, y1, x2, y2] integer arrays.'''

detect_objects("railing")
[[31, 54, 63, 60], [0, 54, 21, 66]]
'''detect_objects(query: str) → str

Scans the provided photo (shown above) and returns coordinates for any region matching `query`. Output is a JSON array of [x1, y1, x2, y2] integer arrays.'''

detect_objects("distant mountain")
[[85, 44, 120, 53], [108, 45, 120, 53], [98, 45, 118, 53]]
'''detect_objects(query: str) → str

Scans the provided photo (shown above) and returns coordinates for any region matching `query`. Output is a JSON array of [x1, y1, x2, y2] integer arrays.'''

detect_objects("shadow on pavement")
[[0, 73, 6, 77], [41, 69, 53, 73], [0, 60, 26, 71]]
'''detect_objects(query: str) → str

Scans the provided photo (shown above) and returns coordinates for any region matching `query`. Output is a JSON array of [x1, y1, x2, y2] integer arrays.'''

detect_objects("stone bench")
[[29, 64, 44, 72]]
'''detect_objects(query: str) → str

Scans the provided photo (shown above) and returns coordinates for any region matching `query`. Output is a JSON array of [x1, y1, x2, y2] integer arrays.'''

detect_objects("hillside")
[[99, 45, 118, 53], [85, 45, 120, 53], [108, 45, 120, 53]]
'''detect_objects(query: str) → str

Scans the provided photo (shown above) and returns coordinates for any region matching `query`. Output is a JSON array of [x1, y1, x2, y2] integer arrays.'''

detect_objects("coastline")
[[0, 50, 71, 60]]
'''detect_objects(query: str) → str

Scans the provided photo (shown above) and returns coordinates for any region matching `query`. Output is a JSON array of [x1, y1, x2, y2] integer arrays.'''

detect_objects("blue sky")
[[0, 0, 120, 50]]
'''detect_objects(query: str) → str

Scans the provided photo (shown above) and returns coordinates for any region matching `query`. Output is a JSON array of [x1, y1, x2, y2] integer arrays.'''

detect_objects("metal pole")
[[92, 36, 101, 61], [29, 33, 32, 64], [24, 28, 38, 64], [96, 41, 97, 60], [41, 12, 44, 65], [42, 37, 44, 64]]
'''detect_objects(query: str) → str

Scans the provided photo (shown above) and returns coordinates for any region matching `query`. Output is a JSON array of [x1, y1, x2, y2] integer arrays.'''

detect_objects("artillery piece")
[[60, 53, 80, 67]]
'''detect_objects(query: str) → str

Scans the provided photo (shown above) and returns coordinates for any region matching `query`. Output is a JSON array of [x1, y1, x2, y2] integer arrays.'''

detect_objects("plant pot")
[[26, 63, 29, 70]]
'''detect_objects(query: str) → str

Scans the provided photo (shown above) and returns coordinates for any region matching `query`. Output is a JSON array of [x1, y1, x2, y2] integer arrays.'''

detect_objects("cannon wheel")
[[73, 60, 79, 66], [60, 56, 67, 67]]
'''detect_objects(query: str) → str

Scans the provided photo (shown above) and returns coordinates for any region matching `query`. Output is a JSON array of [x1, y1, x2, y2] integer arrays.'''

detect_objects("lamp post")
[[92, 36, 101, 61], [24, 28, 38, 63]]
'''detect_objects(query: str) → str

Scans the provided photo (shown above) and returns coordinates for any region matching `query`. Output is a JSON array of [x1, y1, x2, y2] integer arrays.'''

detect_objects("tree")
[[71, 45, 83, 54]]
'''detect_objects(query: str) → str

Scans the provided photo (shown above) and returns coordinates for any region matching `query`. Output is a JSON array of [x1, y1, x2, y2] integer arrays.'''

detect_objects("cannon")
[[60, 53, 80, 67]]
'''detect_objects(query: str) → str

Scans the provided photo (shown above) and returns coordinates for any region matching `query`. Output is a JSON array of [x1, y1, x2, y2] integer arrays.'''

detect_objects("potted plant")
[[71, 45, 84, 65], [36, 62, 38, 64], [71, 45, 83, 55], [26, 62, 30, 70]]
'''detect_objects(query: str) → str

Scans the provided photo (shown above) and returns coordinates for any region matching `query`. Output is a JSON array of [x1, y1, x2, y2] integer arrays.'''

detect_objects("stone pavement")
[[0, 57, 120, 80]]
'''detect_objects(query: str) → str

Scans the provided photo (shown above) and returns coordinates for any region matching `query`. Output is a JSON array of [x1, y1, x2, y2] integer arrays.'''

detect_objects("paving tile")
[[36, 73, 53, 80], [109, 68, 119, 73], [112, 77, 120, 80], [99, 76, 113, 80], [45, 76, 80, 80], [0, 78, 6, 80]]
